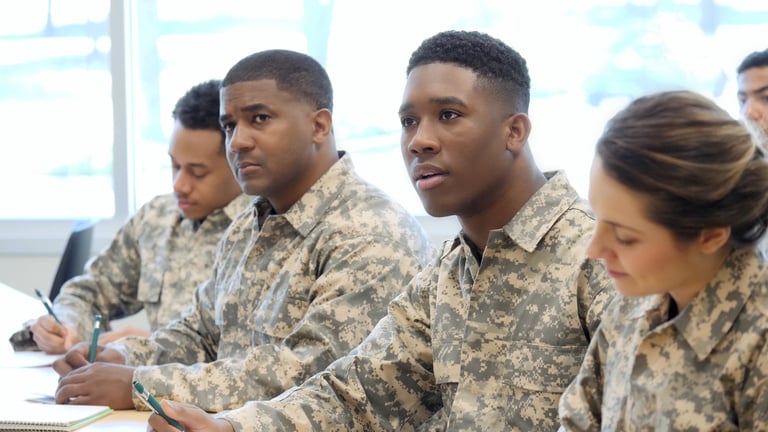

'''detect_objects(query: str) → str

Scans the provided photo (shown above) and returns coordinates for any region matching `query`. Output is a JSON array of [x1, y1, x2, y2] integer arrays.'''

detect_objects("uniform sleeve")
[[107, 268, 220, 410], [578, 257, 617, 339], [113, 272, 221, 365], [558, 312, 608, 431], [122, 234, 427, 413], [221, 266, 441, 431], [737, 336, 768, 430], [52, 209, 146, 339]]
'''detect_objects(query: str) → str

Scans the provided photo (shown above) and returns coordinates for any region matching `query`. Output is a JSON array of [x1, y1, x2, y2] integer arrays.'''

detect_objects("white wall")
[[0, 256, 59, 297]]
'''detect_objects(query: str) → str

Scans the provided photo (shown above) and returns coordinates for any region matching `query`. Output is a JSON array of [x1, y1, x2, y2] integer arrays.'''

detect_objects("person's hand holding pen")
[[147, 400, 234, 432], [29, 289, 81, 354], [55, 361, 136, 408], [52, 338, 135, 409]]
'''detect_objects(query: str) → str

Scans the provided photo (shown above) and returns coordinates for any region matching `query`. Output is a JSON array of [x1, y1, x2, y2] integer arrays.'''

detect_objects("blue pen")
[[132, 380, 185, 431], [88, 314, 102, 363], [34, 289, 62, 325]]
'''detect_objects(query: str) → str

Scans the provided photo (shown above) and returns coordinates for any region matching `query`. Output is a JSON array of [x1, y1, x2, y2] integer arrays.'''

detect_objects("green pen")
[[132, 380, 185, 431], [88, 314, 102, 363], [34, 288, 62, 325]]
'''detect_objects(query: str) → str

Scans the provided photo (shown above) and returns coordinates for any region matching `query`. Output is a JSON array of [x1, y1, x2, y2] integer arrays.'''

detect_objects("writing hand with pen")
[[147, 400, 234, 432], [30, 315, 81, 354], [52, 316, 136, 409], [29, 289, 81, 354]]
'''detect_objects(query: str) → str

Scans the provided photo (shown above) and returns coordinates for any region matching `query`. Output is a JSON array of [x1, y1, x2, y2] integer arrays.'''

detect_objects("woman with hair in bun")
[[559, 90, 768, 431]]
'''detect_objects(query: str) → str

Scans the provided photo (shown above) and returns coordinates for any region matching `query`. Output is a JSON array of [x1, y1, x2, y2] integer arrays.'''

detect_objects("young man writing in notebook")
[[147, 30, 614, 431], [52, 49, 433, 413]]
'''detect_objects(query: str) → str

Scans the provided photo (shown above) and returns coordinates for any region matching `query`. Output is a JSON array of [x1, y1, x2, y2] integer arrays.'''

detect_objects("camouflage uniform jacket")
[[110, 153, 434, 412], [559, 247, 768, 431], [220, 170, 615, 431], [53, 193, 252, 340]]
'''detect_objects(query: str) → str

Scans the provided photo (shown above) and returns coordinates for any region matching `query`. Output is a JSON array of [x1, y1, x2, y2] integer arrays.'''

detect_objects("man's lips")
[[412, 163, 447, 191], [237, 160, 260, 169], [607, 268, 628, 278], [177, 199, 194, 209], [412, 163, 447, 180], [236, 160, 261, 176]]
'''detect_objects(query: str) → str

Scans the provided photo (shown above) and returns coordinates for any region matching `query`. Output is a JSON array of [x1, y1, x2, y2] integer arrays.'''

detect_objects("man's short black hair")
[[407, 30, 530, 112], [222, 49, 333, 112], [737, 48, 768, 74], [172, 79, 224, 150]]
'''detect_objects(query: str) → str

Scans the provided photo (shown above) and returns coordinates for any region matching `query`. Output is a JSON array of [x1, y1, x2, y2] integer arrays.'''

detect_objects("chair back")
[[49, 219, 97, 301]]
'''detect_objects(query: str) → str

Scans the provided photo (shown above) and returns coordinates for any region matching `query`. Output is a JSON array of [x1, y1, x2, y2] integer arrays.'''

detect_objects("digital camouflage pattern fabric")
[[53, 193, 252, 340], [559, 247, 768, 431], [219, 171, 615, 431], [109, 153, 434, 412]]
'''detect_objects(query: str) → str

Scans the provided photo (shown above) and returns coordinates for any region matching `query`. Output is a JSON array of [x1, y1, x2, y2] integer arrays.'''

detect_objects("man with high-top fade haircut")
[[52, 50, 433, 413], [146, 31, 613, 432]]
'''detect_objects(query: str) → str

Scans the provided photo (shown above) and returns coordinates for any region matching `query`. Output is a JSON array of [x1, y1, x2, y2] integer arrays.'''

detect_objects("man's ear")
[[697, 226, 731, 254], [504, 112, 531, 155], [311, 108, 333, 144]]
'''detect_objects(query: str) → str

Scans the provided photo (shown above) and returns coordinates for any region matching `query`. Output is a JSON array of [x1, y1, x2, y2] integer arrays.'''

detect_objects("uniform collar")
[[221, 194, 255, 221], [673, 247, 763, 360], [253, 151, 354, 237], [502, 171, 583, 253], [449, 171, 584, 263]]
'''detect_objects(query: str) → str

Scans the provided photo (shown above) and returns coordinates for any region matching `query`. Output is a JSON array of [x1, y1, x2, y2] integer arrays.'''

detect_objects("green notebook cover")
[[0, 403, 113, 431]]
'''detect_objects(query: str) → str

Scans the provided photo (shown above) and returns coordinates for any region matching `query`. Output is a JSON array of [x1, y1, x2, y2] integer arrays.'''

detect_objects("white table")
[[0, 282, 149, 430]]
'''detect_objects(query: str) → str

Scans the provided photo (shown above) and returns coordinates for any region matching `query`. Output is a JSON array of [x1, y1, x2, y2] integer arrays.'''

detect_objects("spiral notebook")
[[0, 403, 113, 431]]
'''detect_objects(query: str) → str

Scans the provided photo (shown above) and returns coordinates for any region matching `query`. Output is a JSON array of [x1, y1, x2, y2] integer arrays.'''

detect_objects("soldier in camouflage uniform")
[[52, 49, 433, 413], [146, 30, 614, 432], [558, 91, 768, 431], [737, 48, 768, 139], [29, 79, 247, 354]]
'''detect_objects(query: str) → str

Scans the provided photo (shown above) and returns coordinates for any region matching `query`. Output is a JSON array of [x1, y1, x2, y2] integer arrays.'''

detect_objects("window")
[[2, 0, 767, 254], [0, 0, 112, 220]]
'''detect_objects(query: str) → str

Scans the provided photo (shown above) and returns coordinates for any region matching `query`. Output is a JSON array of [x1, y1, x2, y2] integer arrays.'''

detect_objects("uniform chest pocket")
[[500, 342, 587, 393], [438, 341, 588, 430]]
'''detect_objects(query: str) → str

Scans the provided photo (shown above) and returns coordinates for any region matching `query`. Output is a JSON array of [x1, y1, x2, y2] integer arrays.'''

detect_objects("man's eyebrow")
[[398, 102, 412, 115], [430, 96, 467, 107], [239, 103, 268, 112], [398, 97, 467, 115], [168, 153, 209, 170], [740, 85, 768, 97], [220, 103, 269, 124]]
